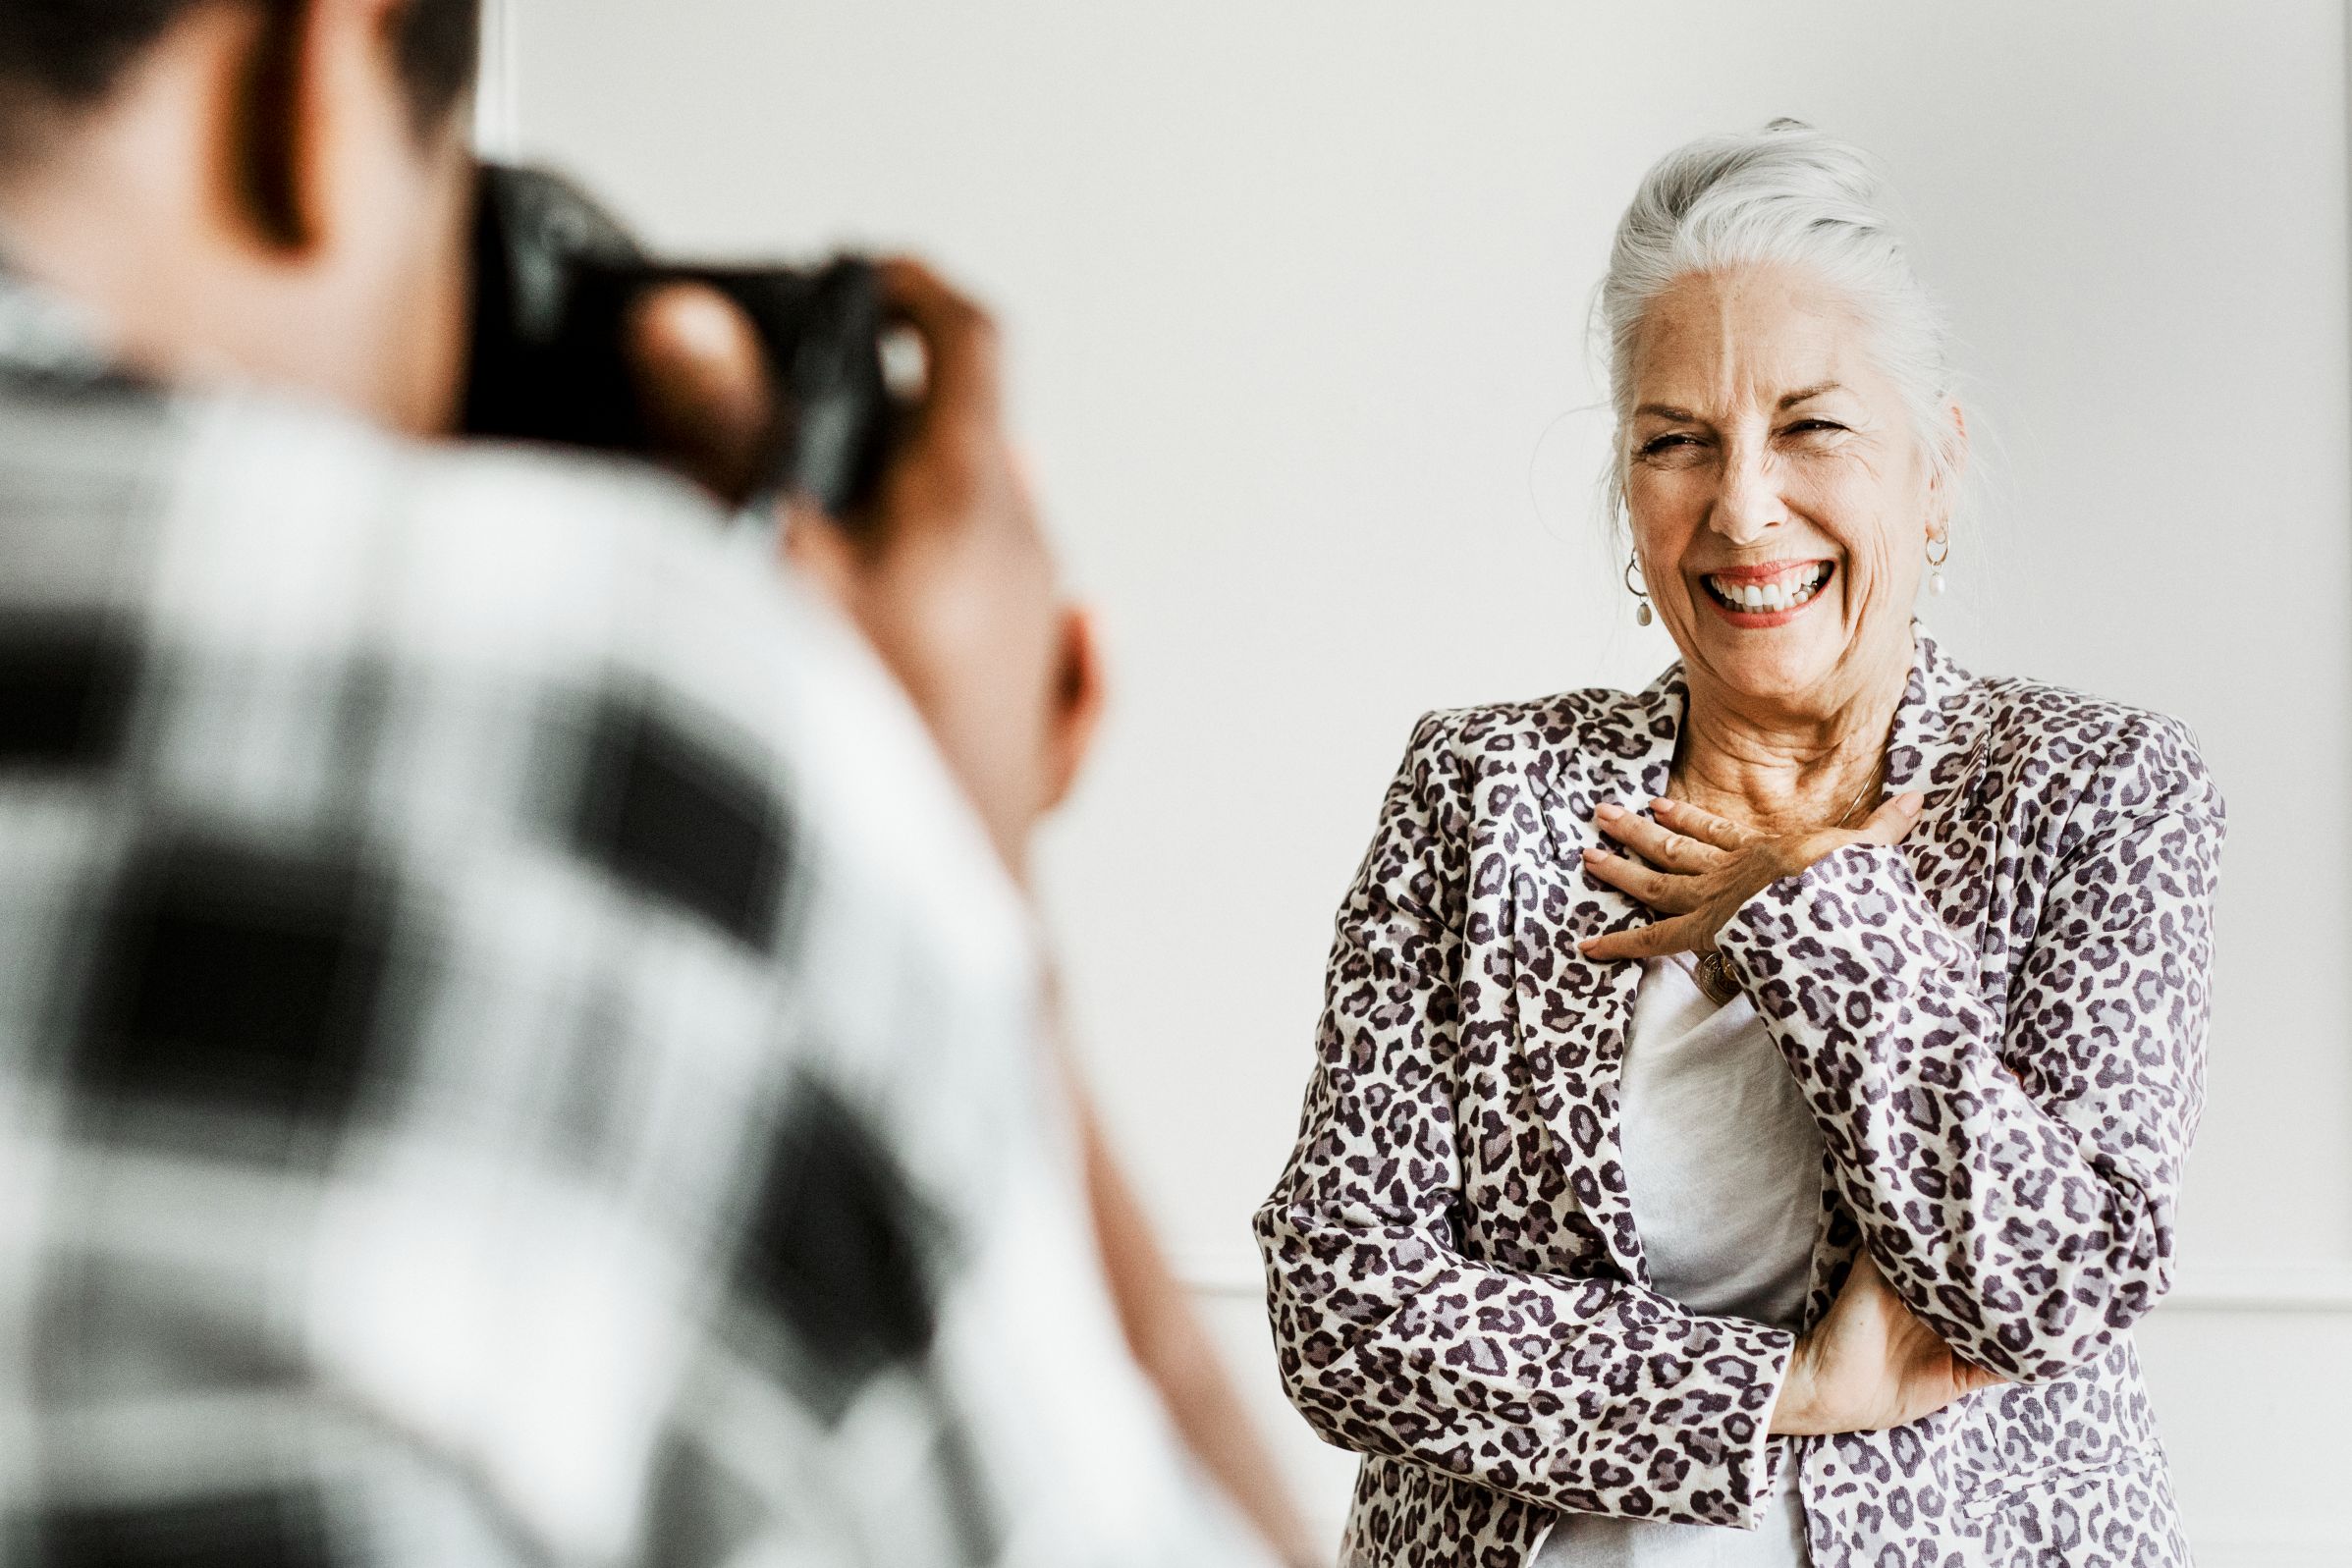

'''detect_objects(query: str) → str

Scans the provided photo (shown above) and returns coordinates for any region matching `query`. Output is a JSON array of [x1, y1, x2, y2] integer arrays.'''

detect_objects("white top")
[[1536, 953, 1825, 1566]]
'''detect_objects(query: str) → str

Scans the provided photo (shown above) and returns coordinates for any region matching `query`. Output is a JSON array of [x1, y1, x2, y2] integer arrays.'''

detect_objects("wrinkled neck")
[[1670, 632, 1911, 836]]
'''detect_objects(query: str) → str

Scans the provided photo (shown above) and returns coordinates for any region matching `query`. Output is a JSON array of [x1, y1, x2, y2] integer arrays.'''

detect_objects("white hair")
[[1594, 120, 1963, 534]]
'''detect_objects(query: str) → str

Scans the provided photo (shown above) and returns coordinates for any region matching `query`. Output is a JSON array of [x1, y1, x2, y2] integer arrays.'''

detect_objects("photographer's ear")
[[222, 0, 439, 256], [1039, 603, 1108, 816], [225, 0, 311, 249]]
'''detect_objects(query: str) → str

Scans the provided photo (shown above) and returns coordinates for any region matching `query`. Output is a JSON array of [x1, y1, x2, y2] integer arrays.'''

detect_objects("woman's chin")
[[1691, 634, 1847, 706]]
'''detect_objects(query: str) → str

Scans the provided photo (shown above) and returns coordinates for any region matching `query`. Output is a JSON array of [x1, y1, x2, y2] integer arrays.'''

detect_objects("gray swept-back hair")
[[1594, 120, 1963, 533]]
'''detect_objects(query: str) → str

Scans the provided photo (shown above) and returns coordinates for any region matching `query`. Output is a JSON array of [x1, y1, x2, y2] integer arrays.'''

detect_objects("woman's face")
[[1622, 264, 1944, 714]]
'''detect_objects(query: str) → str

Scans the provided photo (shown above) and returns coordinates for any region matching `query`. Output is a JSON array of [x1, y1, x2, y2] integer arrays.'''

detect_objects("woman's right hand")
[[1770, 1251, 2004, 1434]]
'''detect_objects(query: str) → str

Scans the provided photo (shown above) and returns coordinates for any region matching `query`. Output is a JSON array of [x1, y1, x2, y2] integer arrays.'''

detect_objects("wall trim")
[[2173, 1518, 2352, 1566], [2162, 1258, 2352, 1312], [1182, 1252, 2352, 1314]]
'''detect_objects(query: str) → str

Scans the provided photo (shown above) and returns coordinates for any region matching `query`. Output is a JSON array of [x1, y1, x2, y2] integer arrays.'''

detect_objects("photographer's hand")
[[784, 259, 1103, 881], [625, 264, 1103, 882], [627, 282, 774, 506]]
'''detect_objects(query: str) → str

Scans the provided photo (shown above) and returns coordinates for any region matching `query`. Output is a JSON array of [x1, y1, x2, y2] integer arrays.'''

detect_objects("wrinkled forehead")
[[1629, 264, 1891, 418]]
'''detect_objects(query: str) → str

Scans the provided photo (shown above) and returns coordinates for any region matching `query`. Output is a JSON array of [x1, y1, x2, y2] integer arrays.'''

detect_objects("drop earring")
[[1624, 556, 1654, 625], [1926, 533, 1949, 597]]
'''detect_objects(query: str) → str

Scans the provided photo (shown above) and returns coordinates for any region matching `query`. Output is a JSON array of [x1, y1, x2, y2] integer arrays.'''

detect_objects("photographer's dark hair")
[[0, 0, 481, 149]]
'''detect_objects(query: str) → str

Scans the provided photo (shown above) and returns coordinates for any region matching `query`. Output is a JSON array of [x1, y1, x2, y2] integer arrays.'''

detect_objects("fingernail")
[[1582, 846, 1606, 861], [1595, 802, 1622, 820], [1651, 796, 1673, 812], [1900, 791, 1925, 812]]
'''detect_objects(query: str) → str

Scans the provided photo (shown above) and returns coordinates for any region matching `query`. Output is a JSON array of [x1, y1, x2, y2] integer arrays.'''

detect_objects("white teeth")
[[1707, 564, 1831, 614]]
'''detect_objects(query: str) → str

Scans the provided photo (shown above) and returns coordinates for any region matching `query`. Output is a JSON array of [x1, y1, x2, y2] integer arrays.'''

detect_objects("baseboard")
[[2182, 1520, 2352, 1565], [2162, 1258, 2352, 1313], [1183, 1252, 2352, 1313]]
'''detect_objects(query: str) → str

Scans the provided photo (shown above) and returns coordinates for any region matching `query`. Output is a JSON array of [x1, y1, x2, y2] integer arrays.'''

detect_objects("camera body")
[[462, 164, 895, 519]]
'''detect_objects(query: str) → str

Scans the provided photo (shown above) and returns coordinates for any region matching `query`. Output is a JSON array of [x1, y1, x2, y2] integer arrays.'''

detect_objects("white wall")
[[499, 4, 2352, 1559]]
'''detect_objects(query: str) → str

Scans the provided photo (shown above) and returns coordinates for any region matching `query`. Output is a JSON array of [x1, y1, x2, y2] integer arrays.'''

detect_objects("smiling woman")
[[1255, 121, 2225, 1568]]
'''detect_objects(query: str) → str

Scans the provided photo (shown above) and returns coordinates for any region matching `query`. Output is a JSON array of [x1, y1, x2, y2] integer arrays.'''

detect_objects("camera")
[[462, 163, 897, 520]]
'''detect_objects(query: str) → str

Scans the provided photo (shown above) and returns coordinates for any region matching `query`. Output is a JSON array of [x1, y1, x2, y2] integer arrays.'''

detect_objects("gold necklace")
[[1689, 757, 1883, 1006], [1823, 757, 1886, 831]]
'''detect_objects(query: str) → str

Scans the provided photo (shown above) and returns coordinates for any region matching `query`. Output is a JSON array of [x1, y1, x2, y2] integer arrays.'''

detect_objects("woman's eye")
[[1638, 433, 1700, 458], [1783, 419, 1846, 438]]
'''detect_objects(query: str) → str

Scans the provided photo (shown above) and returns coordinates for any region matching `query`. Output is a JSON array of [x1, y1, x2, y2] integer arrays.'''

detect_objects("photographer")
[[0, 0, 1303, 1563]]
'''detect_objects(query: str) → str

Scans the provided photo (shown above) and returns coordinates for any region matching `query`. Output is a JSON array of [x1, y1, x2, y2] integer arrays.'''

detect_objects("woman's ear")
[[1038, 602, 1108, 816]]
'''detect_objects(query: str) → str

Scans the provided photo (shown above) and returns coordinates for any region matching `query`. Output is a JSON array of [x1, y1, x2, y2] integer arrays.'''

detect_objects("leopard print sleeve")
[[1712, 707, 2224, 1383], [1256, 711, 1797, 1527]]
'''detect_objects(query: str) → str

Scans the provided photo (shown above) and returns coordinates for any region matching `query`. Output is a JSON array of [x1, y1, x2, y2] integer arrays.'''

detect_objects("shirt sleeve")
[[1711, 711, 2224, 1382], [1255, 712, 1795, 1529]]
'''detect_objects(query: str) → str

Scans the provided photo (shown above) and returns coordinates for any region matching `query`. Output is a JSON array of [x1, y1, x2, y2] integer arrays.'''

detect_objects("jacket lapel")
[[1884, 628, 1989, 811], [1514, 667, 1684, 1284]]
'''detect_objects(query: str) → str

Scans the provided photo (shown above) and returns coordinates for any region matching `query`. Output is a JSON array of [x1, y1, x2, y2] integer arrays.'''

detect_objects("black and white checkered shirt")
[[0, 274, 1265, 1568]]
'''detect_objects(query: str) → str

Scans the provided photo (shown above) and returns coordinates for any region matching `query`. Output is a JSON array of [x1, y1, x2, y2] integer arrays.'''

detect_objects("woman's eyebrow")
[[1634, 385, 1845, 421], [1777, 381, 1845, 408]]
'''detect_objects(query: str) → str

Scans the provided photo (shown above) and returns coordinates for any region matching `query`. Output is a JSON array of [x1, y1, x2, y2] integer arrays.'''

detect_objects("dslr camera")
[[463, 163, 897, 519]]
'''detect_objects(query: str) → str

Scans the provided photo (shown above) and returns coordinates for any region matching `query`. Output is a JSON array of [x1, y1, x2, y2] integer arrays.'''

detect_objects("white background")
[[495, 4, 2352, 1560]]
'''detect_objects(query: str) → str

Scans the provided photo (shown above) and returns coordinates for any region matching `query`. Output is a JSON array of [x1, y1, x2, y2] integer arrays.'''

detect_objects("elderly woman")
[[1255, 122, 2224, 1568]]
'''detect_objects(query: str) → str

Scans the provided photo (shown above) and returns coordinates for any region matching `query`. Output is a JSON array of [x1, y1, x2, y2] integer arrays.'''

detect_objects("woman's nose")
[[1709, 448, 1788, 544]]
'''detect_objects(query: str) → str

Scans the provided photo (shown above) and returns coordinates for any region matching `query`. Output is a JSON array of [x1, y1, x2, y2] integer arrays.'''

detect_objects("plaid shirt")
[[0, 274, 1265, 1568]]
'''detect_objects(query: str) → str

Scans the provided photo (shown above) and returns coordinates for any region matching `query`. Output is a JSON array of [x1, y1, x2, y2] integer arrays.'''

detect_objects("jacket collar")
[[1593, 623, 1982, 819]]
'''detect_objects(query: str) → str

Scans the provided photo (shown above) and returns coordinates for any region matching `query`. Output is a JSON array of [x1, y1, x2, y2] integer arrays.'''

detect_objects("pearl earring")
[[1926, 533, 1950, 597], [1624, 556, 1653, 625]]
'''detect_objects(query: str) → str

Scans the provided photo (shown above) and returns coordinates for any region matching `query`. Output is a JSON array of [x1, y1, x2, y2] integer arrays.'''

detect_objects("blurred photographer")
[[0, 1, 1305, 1563]]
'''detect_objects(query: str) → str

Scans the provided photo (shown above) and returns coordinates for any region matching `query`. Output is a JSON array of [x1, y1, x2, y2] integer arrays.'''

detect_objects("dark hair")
[[0, 0, 481, 134]]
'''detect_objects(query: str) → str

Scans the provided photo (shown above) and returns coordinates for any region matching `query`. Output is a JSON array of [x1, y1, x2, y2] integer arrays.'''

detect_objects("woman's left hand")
[[1770, 1249, 2004, 1434], [1576, 789, 1924, 961]]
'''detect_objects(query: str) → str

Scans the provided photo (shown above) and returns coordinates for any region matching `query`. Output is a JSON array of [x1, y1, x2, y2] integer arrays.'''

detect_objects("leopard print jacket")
[[1255, 630, 2223, 1567]]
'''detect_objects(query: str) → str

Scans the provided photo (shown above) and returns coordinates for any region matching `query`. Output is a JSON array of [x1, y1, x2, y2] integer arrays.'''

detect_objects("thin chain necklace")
[[1824, 757, 1885, 830], [1687, 754, 1884, 1006]]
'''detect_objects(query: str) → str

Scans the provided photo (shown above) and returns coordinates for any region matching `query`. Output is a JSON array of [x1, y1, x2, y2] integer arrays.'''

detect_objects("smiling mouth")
[[1702, 562, 1832, 615]]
